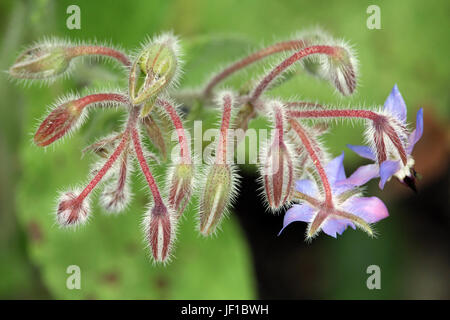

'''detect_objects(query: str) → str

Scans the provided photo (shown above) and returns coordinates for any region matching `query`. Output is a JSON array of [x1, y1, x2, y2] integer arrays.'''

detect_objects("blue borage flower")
[[280, 154, 388, 239], [345, 85, 423, 191]]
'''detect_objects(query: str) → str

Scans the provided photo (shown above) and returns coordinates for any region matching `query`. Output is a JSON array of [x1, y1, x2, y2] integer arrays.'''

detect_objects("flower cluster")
[[9, 29, 423, 263]]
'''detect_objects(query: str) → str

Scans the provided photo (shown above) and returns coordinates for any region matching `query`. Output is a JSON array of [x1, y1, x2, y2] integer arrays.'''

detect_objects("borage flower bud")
[[199, 164, 236, 236], [142, 114, 167, 160], [259, 102, 295, 210], [321, 43, 358, 96], [167, 163, 194, 219], [129, 33, 180, 106], [144, 203, 176, 263], [99, 152, 132, 213], [34, 99, 84, 147], [9, 43, 70, 79], [56, 190, 90, 227]]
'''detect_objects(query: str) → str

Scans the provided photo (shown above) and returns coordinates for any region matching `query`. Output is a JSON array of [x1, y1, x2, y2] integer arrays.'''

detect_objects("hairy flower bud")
[[142, 114, 167, 160], [9, 44, 70, 79], [129, 34, 180, 106], [199, 164, 236, 236], [260, 103, 294, 210], [323, 45, 358, 96], [34, 100, 84, 147], [144, 204, 176, 263], [56, 190, 90, 227], [167, 163, 194, 219]]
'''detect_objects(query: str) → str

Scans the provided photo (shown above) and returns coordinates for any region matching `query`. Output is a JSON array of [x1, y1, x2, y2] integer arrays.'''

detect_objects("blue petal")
[[321, 217, 355, 238], [295, 179, 319, 198], [278, 204, 316, 235], [325, 152, 346, 184], [379, 160, 400, 189], [339, 164, 380, 187], [342, 196, 389, 223], [347, 144, 376, 161], [406, 108, 424, 154], [383, 84, 407, 123]]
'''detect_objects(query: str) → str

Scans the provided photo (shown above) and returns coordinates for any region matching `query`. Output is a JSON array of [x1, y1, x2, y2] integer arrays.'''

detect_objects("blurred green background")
[[0, 0, 448, 299]]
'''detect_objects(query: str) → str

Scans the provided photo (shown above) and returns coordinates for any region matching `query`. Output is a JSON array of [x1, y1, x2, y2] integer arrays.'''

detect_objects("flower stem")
[[131, 127, 164, 207], [202, 40, 307, 98], [250, 45, 339, 104], [156, 99, 191, 164], [216, 94, 233, 164], [66, 46, 131, 67], [289, 119, 333, 205], [288, 109, 408, 165], [75, 93, 129, 111]]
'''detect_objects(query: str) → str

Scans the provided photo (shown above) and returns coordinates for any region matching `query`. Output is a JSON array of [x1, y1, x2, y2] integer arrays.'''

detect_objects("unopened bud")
[[322, 45, 358, 96], [260, 102, 294, 210], [142, 115, 167, 160], [99, 154, 131, 213], [56, 190, 90, 227], [144, 204, 176, 263], [9, 44, 70, 79], [34, 100, 84, 147], [260, 140, 295, 210], [129, 34, 179, 105], [167, 163, 194, 219], [199, 164, 236, 236]]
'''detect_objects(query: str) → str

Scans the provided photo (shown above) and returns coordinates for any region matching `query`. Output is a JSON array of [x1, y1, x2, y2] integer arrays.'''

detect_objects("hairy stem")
[[216, 94, 233, 164], [203, 40, 307, 97], [132, 127, 164, 207], [67, 45, 131, 67], [156, 98, 191, 164], [76, 109, 138, 202], [75, 93, 129, 111], [289, 119, 333, 205], [250, 45, 338, 104]]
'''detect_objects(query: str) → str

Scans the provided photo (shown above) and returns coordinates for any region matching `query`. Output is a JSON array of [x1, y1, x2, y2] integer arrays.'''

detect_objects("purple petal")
[[278, 204, 316, 235], [347, 144, 376, 161], [343, 196, 389, 223], [406, 108, 424, 154], [379, 160, 400, 189], [321, 217, 355, 238], [339, 164, 380, 187], [383, 84, 407, 123], [295, 179, 319, 198], [325, 153, 346, 183]]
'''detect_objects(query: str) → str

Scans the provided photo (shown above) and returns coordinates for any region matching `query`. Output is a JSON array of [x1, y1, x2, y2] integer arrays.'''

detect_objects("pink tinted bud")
[[167, 163, 194, 219], [144, 204, 176, 263], [34, 100, 83, 147], [260, 102, 294, 210], [56, 190, 90, 227]]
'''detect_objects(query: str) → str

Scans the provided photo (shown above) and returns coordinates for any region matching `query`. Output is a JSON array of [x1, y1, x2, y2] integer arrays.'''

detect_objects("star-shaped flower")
[[345, 85, 423, 191], [279, 153, 389, 239]]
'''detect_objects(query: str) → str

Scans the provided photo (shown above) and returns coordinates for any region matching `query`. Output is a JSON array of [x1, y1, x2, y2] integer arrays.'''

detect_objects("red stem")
[[289, 119, 333, 205], [132, 127, 164, 206], [216, 94, 233, 164], [67, 46, 131, 67], [76, 108, 138, 202], [288, 109, 408, 165], [156, 99, 191, 164], [75, 93, 129, 111], [77, 130, 129, 202], [250, 45, 338, 103], [287, 109, 379, 121], [203, 40, 307, 97]]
